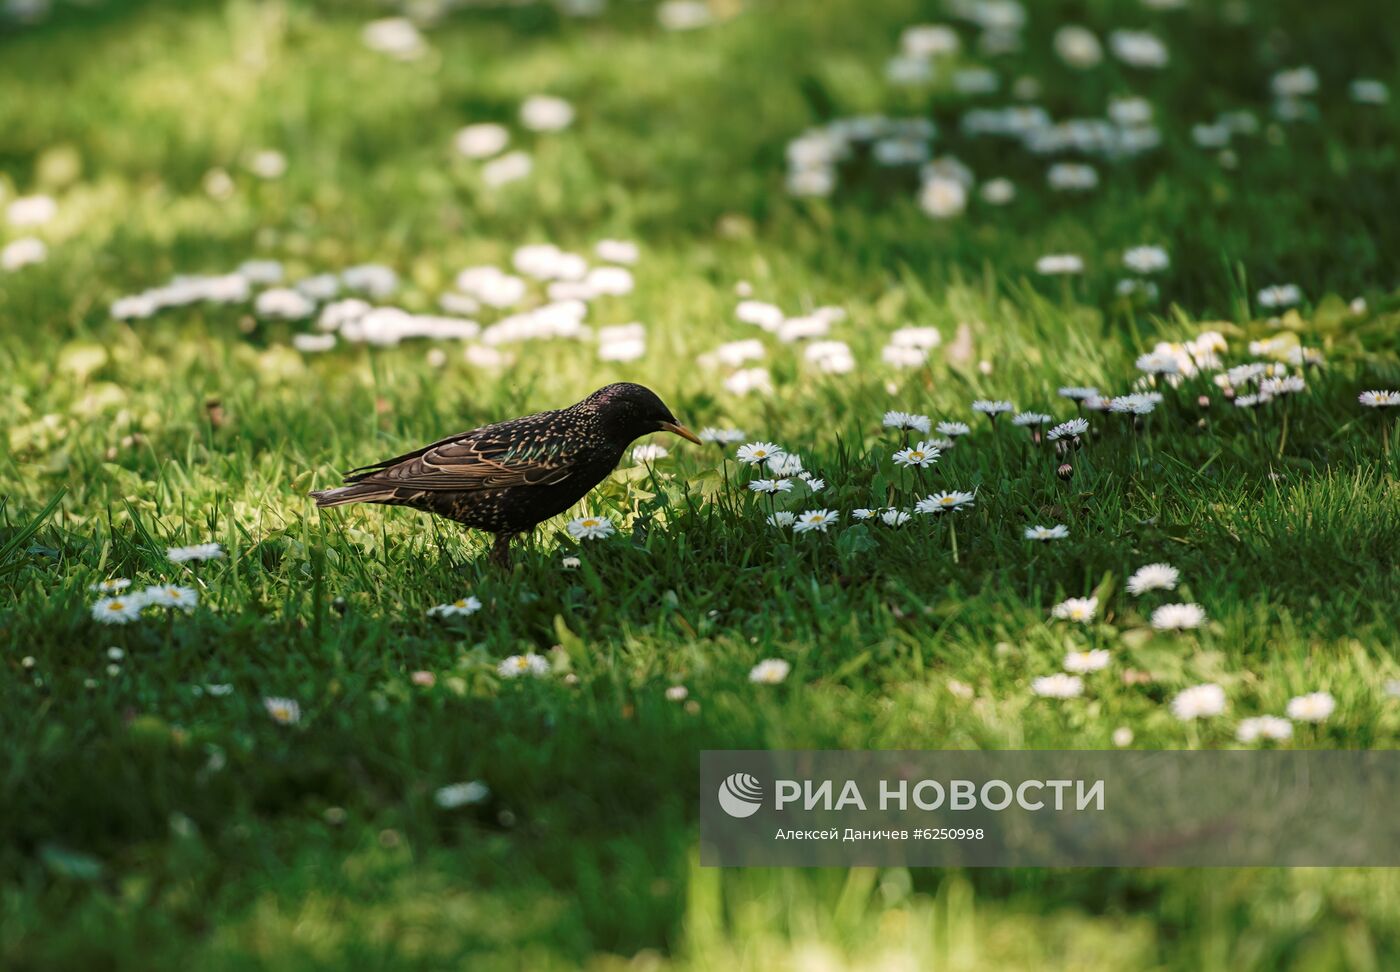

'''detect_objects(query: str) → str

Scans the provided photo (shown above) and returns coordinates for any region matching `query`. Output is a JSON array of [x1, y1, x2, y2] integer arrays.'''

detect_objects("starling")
[[310, 382, 701, 567]]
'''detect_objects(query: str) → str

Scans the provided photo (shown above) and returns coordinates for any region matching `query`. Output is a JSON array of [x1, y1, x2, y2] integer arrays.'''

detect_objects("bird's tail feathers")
[[310, 483, 397, 508]]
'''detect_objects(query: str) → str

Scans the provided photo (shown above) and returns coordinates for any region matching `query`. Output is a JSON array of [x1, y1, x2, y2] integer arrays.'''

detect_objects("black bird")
[[311, 383, 702, 567]]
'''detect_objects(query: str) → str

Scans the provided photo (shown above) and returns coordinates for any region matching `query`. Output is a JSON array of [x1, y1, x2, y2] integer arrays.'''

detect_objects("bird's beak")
[[658, 421, 703, 445]]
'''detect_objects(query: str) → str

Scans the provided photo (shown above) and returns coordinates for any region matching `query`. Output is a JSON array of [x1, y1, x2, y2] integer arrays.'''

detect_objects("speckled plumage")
[[311, 383, 699, 566]]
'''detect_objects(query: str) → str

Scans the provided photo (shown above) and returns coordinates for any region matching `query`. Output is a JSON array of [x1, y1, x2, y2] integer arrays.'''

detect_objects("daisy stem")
[[949, 520, 959, 565], [1276, 401, 1289, 459]]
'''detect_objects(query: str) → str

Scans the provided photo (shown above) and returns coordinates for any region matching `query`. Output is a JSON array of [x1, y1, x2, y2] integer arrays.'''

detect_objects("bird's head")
[[579, 382, 702, 445]]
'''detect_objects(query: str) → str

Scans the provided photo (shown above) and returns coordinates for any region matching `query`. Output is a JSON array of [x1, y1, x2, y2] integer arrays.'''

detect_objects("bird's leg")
[[488, 533, 516, 570]]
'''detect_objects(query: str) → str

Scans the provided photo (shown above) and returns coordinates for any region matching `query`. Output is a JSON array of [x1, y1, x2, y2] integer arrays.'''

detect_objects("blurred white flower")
[[141, 584, 198, 611], [254, 288, 315, 320], [632, 444, 669, 463], [1053, 25, 1102, 69], [1127, 563, 1179, 595], [264, 696, 302, 725], [1064, 649, 1110, 673], [92, 595, 144, 624], [1036, 254, 1084, 275], [521, 95, 575, 132], [1123, 246, 1169, 274], [749, 659, 791, 684], [1051, 597, 1097, 623], [434, 781, 489, 808], [1032, 673, 1083, 698], [919, 176, 968, 219], [979, 178, 1016, 205], [1025, 524, 1069, 541], [454, 123, 510, 159], [1286, 691, 1336, 723], [499, 654, 550, 678], [2, 236, 47, 271], [1237, 716, 1293, 742], [884, 411, 931, 434], [428, 596, 482, 618], [168, 542, 224, 564], [658, 0, 713, 31], [6, 194, 56, 228], [1110, 30, 1168, 69], [482, 151, 533, 187], [362, 17, 425, 60], [1151, 602, 1206, 630], [1171, 683, 1225, 720]]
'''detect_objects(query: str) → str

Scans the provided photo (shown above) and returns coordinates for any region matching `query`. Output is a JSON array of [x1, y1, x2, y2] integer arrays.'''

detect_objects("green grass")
[[4, 0, 1400, 968]]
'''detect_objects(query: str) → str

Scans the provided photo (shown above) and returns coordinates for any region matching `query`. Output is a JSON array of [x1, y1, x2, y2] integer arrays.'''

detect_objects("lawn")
[[3, 0, 1400, 969]]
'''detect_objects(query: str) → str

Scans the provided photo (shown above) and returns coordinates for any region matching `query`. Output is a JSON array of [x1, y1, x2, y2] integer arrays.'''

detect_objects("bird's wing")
[[344, 418, 580, 492]]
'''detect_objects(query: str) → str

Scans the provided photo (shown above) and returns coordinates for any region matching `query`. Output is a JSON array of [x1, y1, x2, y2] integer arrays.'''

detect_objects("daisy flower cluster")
[[106, 238, 646, 366], [91, 580, 199, 625]]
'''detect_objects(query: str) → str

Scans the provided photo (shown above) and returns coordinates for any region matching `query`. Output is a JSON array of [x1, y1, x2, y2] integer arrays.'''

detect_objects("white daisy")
[[1257, 283, 1302, 309], [632, 444, 669, 463], [1058, 387, 1100, 401], [1011, 412, 1052, 427], [880, 509, 912, 527], [1063, 649, 1111, 673], [434, 781, 490, 808], [92, 595, 144, 624], [1237, 716, 1293, 743], [1359, 390, 1400, 408], [1051, 596, 1098, 623], [566, 516, 616, 540], [748, 658, 791, 684], [561, 556, 581, 570], [453, 123, 510, 159], [1112, 726, 1134, 747], [141, 584, 199, 611], [804, 478, 826, 493], [768, 452, 805, 477], [1127, 563, 1179, 595], [498, 654, 550, 678], [1123, 246, 1170, 274], [852, 509, 876, 521], [748, 478, 793, 494], [1035, 253, 1084, 276], [1046, 418, 1090, 441], [793, 509, 839, 534], [735, 442, 784, 465], [971, 399, 1014, 416], [168, 542, 224, 564], [892, 441, 941, 467], [1151, 603, 1206, 631], [263, 697, 302, 725], [520, 94, 575, 132], [883, 411, 932, 434], [936, 421, 971, 437], [1171, 683, 1226, 720], [90, 578, 132, 594], [1109, 394, 1157, 415], [1032, 673, 1083, 698], [428, 596, 483, 618], [1285, 691, 1336, 723], [664, 685, 689, 701], [698, 427, 745, 445], [915, 491, 976, 514], [766, 511, 796, 528], [1024, 524, 1069, 541]]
